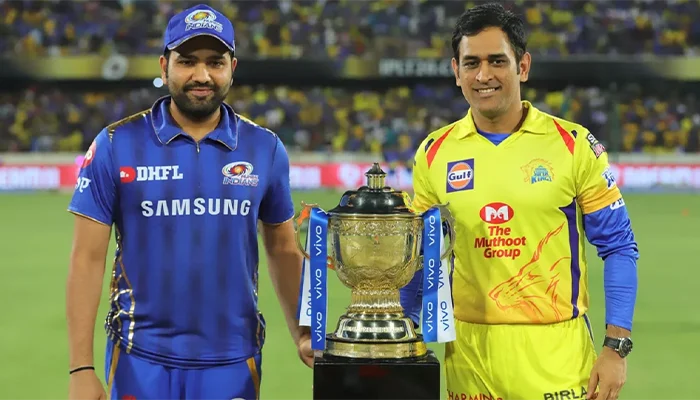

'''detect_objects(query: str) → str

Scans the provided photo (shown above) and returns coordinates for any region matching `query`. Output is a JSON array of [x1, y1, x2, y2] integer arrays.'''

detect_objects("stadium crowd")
[[1, 84, 698, 157], [3, 0, 700, 59], [2, 0, 700, 160]]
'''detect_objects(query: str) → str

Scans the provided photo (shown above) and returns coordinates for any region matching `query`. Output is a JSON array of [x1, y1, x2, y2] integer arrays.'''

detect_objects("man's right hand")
[[68, 370, 107, 400]]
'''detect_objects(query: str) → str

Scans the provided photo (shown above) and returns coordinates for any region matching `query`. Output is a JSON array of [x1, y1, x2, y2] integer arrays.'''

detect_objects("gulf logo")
[[446, 159, 475, 193]]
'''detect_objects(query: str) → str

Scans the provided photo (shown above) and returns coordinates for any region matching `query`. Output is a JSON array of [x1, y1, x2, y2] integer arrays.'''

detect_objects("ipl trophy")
[[294, 163, 456, 400]]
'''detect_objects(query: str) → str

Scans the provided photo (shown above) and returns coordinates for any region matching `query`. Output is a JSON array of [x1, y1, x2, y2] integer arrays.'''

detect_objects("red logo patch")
[[479, 202, 514, 224], [120, 166, 136, 183], [82, 140, 97, 168]]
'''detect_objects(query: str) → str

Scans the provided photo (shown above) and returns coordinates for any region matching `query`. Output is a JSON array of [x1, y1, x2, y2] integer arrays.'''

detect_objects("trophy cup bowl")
[[294, 163, 455, 360]]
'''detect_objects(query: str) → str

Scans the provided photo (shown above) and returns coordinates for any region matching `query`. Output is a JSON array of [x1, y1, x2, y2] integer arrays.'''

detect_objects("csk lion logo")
[[488, 224, 570, 322]]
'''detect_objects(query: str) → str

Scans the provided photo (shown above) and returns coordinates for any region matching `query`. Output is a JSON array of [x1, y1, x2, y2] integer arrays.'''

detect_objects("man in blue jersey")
[[66, 4, 312, 400]]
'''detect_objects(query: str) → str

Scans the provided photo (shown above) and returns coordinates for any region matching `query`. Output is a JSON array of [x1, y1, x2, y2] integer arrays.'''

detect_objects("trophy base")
[[328, 312, 426, 358], [313, 349, 440, 400], [325, 335, 428, 359]]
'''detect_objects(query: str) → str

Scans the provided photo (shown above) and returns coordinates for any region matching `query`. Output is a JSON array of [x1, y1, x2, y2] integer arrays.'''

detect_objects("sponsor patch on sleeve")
[[585, 132, 606, 158]]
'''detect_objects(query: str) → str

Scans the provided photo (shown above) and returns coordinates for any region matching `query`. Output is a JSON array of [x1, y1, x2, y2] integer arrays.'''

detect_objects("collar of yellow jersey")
[[454, 100, 550, 139]]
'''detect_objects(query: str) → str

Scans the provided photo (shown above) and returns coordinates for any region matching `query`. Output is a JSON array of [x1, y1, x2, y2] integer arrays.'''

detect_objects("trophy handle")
[[293, 202, 335, 270], [435, 204, 456, 261], [293, 202, 316, 260]]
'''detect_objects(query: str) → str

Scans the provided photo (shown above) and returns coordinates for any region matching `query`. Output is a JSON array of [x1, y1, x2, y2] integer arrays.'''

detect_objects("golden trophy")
[[294, 163, 455, 369]]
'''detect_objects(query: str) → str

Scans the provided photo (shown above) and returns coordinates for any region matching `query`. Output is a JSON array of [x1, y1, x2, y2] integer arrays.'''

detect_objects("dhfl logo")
[[446, 159, 474, 193], [120, 167, 136, 183], [480, 202, 514, 224], [119, 166, 184, 183], [82, 140, 97, 168]]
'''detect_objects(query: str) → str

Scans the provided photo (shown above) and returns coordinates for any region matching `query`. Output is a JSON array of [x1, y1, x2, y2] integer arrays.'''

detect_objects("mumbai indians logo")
[[184, 9, 223, 32], [222, 161, 259, 187], [521, 159, 554, 184]]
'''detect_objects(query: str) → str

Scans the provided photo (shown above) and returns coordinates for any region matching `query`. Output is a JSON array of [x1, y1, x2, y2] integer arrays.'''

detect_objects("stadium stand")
[[1, 84, 698, 156], [4, 0, 700, 58], [2, 0, 700, 159]]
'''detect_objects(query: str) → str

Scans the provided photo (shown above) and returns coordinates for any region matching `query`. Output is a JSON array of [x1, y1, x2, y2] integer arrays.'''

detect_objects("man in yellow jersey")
[[399, 3, 639, 400]]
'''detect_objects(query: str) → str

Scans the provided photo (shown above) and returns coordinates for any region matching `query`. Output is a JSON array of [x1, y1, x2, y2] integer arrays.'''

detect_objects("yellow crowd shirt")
[[412, 101, 622, 325]]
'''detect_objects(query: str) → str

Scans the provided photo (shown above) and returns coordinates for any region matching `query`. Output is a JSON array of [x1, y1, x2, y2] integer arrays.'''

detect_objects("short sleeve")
[[259, 137, 295, 225], [411, 140, 440, 213], [574, 130, 622, 215], [67, 129, 117, 225]]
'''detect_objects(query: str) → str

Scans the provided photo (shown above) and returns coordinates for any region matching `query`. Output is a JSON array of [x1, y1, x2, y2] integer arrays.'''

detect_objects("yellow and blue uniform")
[[68, 96, 293, 399], [399, 101, 639, 399]]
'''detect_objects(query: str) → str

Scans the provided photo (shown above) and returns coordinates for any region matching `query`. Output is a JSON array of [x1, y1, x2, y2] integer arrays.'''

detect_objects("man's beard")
[[169, 82, 229, 121]]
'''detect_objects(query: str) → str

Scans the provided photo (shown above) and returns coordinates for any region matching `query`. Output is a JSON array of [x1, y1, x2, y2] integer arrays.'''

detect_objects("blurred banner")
[[347, 56, 700, 81], [0, 55, 339, 82], [5, 55, 700, 82], [2, 156, 699, 192]]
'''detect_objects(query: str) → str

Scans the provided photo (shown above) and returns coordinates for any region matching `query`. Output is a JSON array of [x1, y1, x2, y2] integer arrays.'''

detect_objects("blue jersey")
[[68, 96, 295, 368]]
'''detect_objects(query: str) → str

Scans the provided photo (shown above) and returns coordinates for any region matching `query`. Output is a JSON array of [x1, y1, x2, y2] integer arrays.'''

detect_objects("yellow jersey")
[[412, 101, 622, 325]]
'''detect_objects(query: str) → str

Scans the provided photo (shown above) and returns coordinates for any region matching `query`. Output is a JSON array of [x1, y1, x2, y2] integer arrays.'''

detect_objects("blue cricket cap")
[[163, 4, 235, 54]]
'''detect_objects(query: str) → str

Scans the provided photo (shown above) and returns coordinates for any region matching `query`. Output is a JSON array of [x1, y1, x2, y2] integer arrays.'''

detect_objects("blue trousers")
[[105, 342, 262, 400]]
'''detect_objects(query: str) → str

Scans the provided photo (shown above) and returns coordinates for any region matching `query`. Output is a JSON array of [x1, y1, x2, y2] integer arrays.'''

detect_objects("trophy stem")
[[328, 283, 427, 358], [347, 288, 403, 314]]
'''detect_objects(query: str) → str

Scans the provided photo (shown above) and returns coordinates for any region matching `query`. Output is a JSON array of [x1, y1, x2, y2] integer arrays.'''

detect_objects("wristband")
[[69, 366, 95, 375]]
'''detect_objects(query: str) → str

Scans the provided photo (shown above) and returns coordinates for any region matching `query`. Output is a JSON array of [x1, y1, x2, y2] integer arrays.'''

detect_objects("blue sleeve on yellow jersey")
[[583, 200, 639, 331], [67, 129, 117, 225], [259, 137, 295, 224], [400, 269, 422, 327], [400, 222, 452, 328]]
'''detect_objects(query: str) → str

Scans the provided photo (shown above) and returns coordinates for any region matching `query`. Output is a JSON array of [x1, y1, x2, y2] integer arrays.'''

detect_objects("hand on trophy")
[[297, 329, 314, 368]]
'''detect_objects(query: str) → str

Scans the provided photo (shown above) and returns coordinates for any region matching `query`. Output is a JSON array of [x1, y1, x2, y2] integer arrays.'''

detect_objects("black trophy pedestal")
[[312, 350, 440, 400]]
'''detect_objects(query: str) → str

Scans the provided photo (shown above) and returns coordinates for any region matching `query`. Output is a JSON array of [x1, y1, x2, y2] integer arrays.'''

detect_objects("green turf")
[[0, 190, 697, 399]]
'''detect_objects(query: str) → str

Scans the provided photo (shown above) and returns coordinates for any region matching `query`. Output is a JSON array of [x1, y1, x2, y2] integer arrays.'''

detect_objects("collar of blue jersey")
[[151, 95, 239, 151], [456, 100, 549, 138]]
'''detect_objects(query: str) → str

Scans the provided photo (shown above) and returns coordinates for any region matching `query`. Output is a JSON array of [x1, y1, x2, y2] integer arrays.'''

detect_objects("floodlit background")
[[1, 1, 699, 399]]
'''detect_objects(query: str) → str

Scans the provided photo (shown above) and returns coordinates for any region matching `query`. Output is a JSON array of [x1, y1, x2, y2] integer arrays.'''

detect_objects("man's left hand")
[[297, 332, 314, 369], [586, 347, 627, 400]]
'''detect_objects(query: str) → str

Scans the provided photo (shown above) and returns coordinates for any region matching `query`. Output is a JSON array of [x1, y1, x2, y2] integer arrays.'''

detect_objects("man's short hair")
[[451, 3, 527, 64]]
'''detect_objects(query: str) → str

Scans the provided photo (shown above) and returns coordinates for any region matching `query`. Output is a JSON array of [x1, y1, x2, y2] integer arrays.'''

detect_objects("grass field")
[[1, 190, 698, 399]]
